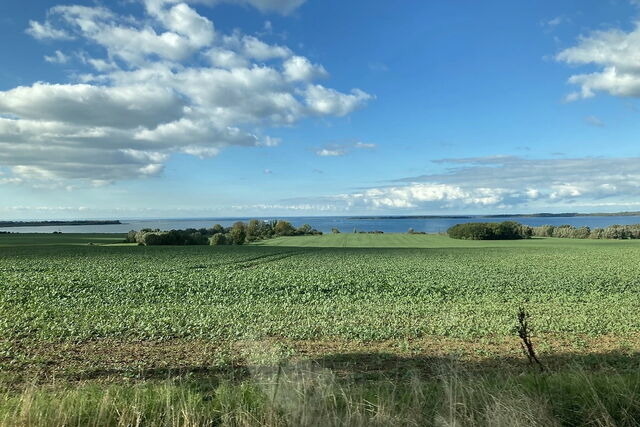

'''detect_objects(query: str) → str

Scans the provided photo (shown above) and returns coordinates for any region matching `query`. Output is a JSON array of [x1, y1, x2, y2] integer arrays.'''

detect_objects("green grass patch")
[[0, 233, 126, 247], [253, 232, 640, 248]]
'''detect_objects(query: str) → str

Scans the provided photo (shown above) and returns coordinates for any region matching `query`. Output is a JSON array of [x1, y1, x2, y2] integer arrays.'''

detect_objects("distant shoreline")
[[2, 212, 640, 227], [349, 212, 640, 220], [0, 220, 122, 228]]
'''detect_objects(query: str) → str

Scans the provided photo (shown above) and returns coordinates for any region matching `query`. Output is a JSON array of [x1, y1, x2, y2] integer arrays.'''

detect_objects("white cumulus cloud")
[[44, 50, 70, 64], [305, 85, 373, 116], [557, 21, 640, 100], [146, 0, 306, 15], [1, 0, 370, 186], [316, 148, 346, 157], [283, 56, 328, 82], [314, 141, 376, 157], [26, 20, 74, 40]]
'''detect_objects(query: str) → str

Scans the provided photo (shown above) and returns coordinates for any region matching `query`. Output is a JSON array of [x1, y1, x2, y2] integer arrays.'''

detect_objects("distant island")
[[484, 211, 640, 218], [0, 220, 121, 228], [350, 211, 640, 220]]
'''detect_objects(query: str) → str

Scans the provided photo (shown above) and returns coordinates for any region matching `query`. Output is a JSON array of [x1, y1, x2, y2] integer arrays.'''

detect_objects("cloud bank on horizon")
[[309, 156, 640, 212], [1, 0, 640, 216]]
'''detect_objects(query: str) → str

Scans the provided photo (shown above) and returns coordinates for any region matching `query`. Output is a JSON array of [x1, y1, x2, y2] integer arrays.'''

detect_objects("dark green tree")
[[229, 221, 247, 245], [209, 233, 227, 245], [274, 220, 295, 236]]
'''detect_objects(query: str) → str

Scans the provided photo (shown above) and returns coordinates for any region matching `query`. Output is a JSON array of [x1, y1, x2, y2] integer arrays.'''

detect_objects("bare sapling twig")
[[517, 307, 545, 372], [271, 363, 283, 404]]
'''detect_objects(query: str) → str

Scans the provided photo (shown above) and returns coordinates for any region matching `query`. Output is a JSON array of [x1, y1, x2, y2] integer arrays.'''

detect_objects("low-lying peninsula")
[[0, 220, 121, 228]]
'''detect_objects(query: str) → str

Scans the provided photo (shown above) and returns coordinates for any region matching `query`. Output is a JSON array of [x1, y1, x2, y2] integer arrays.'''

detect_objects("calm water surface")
[[2, 216, 640, 234]]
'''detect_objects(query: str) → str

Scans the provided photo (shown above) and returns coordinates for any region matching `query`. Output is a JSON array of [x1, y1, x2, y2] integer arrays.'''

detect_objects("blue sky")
[[1, 0, 639, 219]]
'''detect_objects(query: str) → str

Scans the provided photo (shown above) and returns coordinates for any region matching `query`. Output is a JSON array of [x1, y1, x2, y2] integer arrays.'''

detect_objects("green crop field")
[[0, 233, 125, 247], [255, 232, 640, 248], [2, 233, 640, 341], [2, 233, 640, 425]]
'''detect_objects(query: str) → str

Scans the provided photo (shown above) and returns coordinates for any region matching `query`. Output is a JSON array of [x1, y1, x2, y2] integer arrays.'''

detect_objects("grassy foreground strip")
[[2, 366, 640, 426], [2, 337, 640, 426]]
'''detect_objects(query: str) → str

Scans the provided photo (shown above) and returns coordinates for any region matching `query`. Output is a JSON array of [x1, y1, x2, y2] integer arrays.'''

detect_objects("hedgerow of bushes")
[[531, 224, 640, 239], [448, 221, 640, 240]]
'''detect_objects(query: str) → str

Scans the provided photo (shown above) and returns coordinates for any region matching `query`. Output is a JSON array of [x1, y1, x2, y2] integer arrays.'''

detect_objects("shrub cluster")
[[126, 229, 210, 246], [125, 220, 322, 246], [407, 228, 426, 234], [531, 224, 640, 239], [447, 221, 533, 240]]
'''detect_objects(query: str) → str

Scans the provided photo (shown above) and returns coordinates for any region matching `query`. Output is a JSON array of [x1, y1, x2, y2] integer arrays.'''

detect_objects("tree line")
[[530, 224, 640, 239], [126, 220, 322, 246], [448, 221, 640, 240], [447, 221, 532, 240]]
